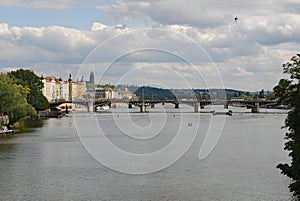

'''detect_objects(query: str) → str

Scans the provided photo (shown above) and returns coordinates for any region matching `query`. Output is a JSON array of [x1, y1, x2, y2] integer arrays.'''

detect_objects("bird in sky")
[[235, 16, 239, 22]]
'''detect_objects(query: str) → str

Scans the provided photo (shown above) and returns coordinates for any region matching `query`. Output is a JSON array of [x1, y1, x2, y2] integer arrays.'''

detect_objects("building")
[[42, 74, 136, 102], [115, 87, 135, 100], [60, 80, 70, 101], [42, 77, 58, 101], [42, 75, 87, 102], [72, 81, 87, 100], [94, 88, 114, 100]]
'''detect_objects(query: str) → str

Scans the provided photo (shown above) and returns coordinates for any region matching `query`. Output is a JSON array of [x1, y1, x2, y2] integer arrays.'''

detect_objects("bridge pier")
[[194, 101, 201, 113], [140, 101, 146, 113], [87, 100, 94, 112], [224, 102, 229, 109], [65, 104, 69, 114], [175, 103, 179, 109], [251, 102, 260, 113]]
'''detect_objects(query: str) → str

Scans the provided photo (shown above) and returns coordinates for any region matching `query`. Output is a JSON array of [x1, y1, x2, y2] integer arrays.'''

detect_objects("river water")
[[0, 105, 293, 201]]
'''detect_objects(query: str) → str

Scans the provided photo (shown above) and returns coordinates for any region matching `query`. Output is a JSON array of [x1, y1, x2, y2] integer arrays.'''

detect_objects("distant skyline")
[[40, 73, 265, 93], [0, 0, 300, 91]]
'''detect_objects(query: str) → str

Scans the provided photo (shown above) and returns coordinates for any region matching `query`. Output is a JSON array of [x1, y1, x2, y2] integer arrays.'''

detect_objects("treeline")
[[0, 69, 48, 124], [274, 54, 300, 199]]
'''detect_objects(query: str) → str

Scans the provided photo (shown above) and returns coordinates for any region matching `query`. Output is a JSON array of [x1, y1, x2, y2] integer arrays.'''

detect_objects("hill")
[[134, 86, 176, 100]]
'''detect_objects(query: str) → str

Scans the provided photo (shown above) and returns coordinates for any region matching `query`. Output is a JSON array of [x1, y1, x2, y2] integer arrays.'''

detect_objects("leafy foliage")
[[8, 69, 49, 110], [0, 74, 36, 123], [97, 84, 116, 90], [274, 54, 300, 199]]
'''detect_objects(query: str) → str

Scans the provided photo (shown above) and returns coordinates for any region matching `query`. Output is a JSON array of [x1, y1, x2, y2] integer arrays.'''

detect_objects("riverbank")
[[5, 118, 44, 134]]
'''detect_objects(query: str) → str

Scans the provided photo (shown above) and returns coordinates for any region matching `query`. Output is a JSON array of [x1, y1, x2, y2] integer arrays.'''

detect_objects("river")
[[0, 105, 293, 200]]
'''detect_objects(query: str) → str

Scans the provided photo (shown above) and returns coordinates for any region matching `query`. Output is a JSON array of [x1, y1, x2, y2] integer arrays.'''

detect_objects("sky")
[[0, 0, 300, 91]]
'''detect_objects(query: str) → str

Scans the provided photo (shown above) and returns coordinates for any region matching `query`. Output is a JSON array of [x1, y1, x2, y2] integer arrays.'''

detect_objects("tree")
[[8, 69, 49, 110], [0, 74, 36, 123], [97, 84, 116, 90], [274, 54, 300, 199], [259, 89, 265, 98]]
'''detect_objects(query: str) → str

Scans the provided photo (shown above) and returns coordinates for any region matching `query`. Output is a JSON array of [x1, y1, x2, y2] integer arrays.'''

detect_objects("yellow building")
[[72, 81, 86, 100]]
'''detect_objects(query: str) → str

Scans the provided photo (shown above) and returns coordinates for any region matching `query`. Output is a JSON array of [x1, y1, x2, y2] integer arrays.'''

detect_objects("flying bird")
[[235, 16, 239, 22]]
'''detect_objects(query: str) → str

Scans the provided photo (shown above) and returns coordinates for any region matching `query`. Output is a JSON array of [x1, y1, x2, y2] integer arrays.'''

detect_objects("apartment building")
[[42, 76, 86, 102]]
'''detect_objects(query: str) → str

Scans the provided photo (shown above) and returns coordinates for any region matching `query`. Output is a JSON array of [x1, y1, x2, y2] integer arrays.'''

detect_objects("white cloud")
[[0, 0, 83, 9], [234, 66, 253, 76], [98, 0, 226, 28], [0, 21, 298, 90], [98, 0, 296, 27], [1, 0, 300, 90], [91, 22, 109, 31], [0, 23, 97, 64], [98, 0, 300, 47]]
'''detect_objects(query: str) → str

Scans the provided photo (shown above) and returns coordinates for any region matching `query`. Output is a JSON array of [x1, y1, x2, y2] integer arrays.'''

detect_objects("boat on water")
[[0, 126, 14, 134], [39, 109, 66, 118], [96, 105, 110, 112], [211, 110, 233, 116]]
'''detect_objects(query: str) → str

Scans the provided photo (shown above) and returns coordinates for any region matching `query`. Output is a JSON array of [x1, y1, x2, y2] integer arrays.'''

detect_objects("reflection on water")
[[14, 118, 45, 133], [0, 106, 293, 201]]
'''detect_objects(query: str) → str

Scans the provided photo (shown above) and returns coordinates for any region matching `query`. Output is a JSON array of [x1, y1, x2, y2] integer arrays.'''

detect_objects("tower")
[[68, 74, 72, 101], [90, 71, 95, 84]]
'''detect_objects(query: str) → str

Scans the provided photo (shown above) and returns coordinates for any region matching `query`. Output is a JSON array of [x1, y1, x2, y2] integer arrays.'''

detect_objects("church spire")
[[68, 74, 72, 82], [90, 71, 94, 84]]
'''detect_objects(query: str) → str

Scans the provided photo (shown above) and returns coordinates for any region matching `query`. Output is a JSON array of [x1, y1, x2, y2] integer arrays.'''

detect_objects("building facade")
[[42, 76, 86, 102]]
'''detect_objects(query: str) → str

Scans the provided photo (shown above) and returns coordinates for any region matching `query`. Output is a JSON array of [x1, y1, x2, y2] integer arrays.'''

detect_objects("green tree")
[[259, 89, 265, 98], [0, 74, 36, 123], [274, 54, 300, 199], [97, 84, 116, 90], [8, 69, 49, 110]]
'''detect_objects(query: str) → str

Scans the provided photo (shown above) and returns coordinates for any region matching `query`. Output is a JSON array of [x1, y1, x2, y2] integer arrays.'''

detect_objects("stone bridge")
[[228, 99, 278, 113], [49, 99, 212, 113], [49, 98, 279, 113], [127, 99, 212, 112]]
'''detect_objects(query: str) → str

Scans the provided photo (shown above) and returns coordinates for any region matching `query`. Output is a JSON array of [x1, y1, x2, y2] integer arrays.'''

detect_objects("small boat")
[[211, 110, 233, 116], [0, 126, 14, 134], [96, 105, 110, 112]]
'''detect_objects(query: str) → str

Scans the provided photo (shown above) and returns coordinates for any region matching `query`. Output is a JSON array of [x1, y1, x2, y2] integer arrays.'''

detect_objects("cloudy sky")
[[0, 0, 299, 90]]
